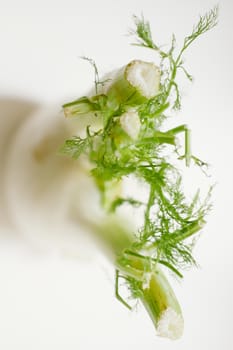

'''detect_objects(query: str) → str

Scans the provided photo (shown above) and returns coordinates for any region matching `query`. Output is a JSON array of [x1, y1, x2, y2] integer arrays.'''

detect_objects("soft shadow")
[[0, 97, 39, 233]]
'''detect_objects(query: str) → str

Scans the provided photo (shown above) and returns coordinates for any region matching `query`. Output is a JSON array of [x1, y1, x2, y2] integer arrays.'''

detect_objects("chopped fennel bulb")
[[60, 7, 217, 340]]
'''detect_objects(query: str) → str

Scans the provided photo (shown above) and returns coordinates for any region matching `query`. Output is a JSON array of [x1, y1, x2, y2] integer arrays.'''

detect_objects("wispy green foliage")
[[81, 56, 111, 94], [60, 136, 90, 159], [182, 6, 218, 52], [131, 6, 218, 110]]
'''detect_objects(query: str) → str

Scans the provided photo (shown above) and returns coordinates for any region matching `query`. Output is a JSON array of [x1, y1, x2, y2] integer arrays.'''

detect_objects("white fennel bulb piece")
[[157, 307, 184, 340], [120, 109, 141, 139], [126, 60, 160, 98]]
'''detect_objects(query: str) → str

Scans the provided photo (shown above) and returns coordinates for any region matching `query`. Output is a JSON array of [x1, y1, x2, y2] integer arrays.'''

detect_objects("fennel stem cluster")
[[61, 7, 217, 340]]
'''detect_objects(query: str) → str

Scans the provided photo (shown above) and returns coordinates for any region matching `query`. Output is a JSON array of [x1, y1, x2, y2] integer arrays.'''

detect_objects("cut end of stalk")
[[157, 307, 184, 340], [126, 60, 160, 99], [63, 98, 94, 118], [120, 109, 141, 139]]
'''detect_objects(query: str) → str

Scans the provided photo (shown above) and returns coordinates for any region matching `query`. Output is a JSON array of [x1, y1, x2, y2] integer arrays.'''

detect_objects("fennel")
[[61, 7, 217, 340]]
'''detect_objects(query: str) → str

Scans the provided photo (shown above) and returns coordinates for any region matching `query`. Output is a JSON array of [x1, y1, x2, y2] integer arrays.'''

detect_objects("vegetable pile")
[[61, 7, 217, 340]]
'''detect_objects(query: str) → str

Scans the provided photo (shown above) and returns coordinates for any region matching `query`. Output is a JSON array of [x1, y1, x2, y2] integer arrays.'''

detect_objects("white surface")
[[0, 0, 233, 349]]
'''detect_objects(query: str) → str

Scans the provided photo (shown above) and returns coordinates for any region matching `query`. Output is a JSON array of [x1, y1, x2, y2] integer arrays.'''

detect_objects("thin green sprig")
[[131, 6, 218, 110]]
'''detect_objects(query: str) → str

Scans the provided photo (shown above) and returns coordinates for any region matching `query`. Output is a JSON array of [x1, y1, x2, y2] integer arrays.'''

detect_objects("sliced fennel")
[[61, 7, 218, 340]]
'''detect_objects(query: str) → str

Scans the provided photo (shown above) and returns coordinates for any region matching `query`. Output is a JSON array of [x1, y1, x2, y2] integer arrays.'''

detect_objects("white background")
[[0, 0, 233, 349]]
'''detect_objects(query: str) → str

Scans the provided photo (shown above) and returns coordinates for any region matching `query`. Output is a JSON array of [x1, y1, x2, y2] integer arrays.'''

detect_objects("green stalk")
[[172, 219, 205, 243], [89, 217, 184, 339], [63, 60, 161, 119], [185, 127, 191, 167], [141, 269, 183, 340], [144, 185, 155, 229], [63, 97, 96, 117]]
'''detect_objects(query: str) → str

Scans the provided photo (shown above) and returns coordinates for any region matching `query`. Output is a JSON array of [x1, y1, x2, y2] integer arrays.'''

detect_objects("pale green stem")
[[85, 217, 184, 339], [166, 124, 192, 166]]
